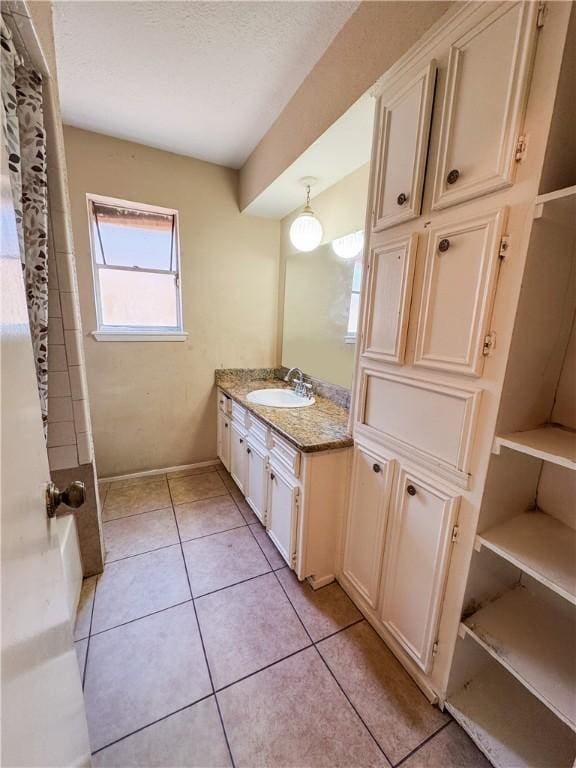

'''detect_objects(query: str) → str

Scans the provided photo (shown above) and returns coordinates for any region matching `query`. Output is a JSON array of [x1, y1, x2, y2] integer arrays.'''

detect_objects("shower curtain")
[[1, 17, 49, 433]]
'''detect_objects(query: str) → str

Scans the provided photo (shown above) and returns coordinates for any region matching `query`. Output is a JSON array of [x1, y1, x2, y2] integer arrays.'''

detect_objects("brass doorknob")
[[46, 480, 86, 518]]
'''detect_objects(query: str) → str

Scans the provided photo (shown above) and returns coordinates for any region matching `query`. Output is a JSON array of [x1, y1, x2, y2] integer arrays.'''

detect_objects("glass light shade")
[[332, 229, 364, 259], [289, 206, 323, 252]]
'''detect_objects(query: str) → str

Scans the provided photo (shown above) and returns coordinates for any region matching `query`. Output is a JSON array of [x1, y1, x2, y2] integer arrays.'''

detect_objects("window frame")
[[86, 193, 187, 342], [345, 260, 363, 344]]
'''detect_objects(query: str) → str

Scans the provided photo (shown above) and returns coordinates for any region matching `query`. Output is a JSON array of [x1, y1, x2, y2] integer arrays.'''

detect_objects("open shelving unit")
[[494, 425, 576, 470]]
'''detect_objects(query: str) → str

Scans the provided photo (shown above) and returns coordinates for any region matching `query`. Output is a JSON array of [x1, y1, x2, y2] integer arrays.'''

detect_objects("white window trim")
[[86, 193, 185, 341]]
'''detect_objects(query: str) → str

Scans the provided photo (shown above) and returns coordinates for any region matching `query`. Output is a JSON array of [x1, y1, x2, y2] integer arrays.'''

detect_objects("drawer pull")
[[438, 238, 450, 253], [446, 168, 460, 185], [372, 463, 381, 473], [396, 192, 408, 206], [407, 484, 417, 496]]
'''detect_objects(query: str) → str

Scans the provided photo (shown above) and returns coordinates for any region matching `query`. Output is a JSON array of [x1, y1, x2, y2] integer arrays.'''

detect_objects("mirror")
[[281, 164, 369, 389]]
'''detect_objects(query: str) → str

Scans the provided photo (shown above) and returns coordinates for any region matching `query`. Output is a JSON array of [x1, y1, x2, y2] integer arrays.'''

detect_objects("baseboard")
[[100, 459, 221, 484], [307, 573, 336, 590]]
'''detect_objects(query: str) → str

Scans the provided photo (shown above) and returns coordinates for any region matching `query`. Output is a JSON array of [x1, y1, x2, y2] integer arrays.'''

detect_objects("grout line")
[[314, 617, 365, 644], [89, 598, 193, 639], [214, 642, 315, 694], [102, 503, 172, 523], [193, 569, 273, 601], [90, 692, 215, 756], [172, 492, 233, 508], [179, 522, 248, 547], [81, 574, 99, 689], [393, 719, 453, 768], [168, 477, 237, 768], [104, 540, 181, 565]]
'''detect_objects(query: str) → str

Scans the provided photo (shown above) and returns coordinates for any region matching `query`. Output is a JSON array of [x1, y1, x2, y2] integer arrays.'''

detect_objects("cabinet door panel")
[[217, 411, 231, 472], [414, 209, 506, 376], [432, 2, 537, 209], [380, 468, 459, 672], [230, 421, 247, 494], [267, 466, 298, 568], [245, 441, 267, 524], [373, 61, 437, 232], [363, 235, 417, 364], [342, 446, 394, 609]]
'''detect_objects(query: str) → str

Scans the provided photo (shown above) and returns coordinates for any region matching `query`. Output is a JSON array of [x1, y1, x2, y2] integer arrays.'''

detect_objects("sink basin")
[[246, 388, 315, 408]]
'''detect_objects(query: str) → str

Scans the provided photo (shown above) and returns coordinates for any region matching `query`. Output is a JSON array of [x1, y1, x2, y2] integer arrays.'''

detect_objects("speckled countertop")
[[215, 371, 353, 453]]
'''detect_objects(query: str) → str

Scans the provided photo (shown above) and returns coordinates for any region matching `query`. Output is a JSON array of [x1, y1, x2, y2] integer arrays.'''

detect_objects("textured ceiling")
[[53, 1, 358, 169]]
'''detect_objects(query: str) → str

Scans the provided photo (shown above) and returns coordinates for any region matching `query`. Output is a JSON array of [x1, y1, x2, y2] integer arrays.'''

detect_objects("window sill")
[[92, 331, 188, 342], [344, 335, 357, 345]]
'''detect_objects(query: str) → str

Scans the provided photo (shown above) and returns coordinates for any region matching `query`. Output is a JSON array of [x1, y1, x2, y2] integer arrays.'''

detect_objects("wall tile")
[[47, 420, 77, 448], [48, 396, 74, 423], [77, 431, 92, 465], [48, 317, 64, 345], [48, 444, 78, 470], [68, 365, 84, 400], [64, 329, 82, 366], [60, 291, 78, 331], [48, 288, 61, 318], [48, 343, 67, 372], [48, 370, 71, 397], [73, 398, 90, 434]]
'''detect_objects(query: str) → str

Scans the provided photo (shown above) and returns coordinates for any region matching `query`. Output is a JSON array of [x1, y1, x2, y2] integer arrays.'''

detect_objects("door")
[[217, 409, 231, 472], [1, 155, 91, 765], [379, 467, 459, 673], [245, 439, 268, 524], [230, 420, 247, 493], [431, 2, 538, 209], [372, 60, 436, 232], [267, 464, 299, 568], [342, 446, 394, 609], [414, 208, 507, 376], [362, 234, 417, 365]]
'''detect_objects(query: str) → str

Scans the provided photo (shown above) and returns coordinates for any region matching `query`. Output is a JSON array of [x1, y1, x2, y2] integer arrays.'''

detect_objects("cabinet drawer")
[[218, 389, 232, 415], [379, 467, 460, 673], [247, 414, 269, 449], [414, 209, 506, 377], [232, 401, 248, 428], [269, 431, 301, 479]]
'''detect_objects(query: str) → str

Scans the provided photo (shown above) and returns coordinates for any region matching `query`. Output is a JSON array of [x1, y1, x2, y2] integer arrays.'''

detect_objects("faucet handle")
[[303, 382, 313, 399]]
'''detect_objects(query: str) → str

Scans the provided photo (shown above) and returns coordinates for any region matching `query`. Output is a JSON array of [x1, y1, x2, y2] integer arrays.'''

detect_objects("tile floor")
[[75, 465, 491, 767]]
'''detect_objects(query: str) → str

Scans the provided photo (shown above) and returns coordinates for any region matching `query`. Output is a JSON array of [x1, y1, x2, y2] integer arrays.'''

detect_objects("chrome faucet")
[[284, 367, 313, 399]]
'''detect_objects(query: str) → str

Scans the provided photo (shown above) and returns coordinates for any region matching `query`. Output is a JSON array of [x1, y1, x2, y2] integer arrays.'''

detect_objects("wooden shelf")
[[494, 425, 576, 470], [534, 185, 576, 226], [476, 511, 576, 605], [461, 585, 576, 731], [447, 664, 576, 768]]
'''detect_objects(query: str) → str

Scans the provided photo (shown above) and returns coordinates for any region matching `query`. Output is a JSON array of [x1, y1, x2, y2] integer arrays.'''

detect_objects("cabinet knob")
[[446, 169, 460, 185], [246, 447, 251, 455], [224, 423, 228, 428], [406, 484, 417, 496], [372, 463, 381, 473], [239, 438, 243, 444], [438, 238, 450, 253], [396, 192, 408, 206], [270, 472, 275, 481]]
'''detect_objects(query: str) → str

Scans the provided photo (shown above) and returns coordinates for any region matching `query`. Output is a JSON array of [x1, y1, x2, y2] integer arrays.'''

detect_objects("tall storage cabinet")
[[339, 2, 576, 763]]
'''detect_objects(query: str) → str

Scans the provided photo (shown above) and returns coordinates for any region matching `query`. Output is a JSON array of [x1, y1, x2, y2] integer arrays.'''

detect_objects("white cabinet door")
[[432, 2, 538, 209], [217, 410, 231, 472], [414, 208, 506, 376], [372, 61, 437, 232], [267, 464, 299, 568], [245, 439, 268, 524], [379, 468, 459, 673], [342, 446, 394, 609], [230, 420, 247, 493], [363, 234, 417, 364]]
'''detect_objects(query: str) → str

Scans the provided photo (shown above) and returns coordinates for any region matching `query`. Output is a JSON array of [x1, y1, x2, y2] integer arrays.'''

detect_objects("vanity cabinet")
[[372, 61, 437, 232]]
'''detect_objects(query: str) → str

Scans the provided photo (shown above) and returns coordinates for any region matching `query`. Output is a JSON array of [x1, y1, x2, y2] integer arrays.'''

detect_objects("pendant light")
[[332, 229, 364, 259], [289, 178, 323, 252]]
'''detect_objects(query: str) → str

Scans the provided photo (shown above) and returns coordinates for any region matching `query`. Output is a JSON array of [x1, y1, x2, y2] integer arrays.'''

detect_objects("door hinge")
[[451, 524, 460, 543], [537, 2, 547, 28], [499, 236, 510, 260], [482, 331, 496, 357], [514, 134, 528, 162], [432, 641, 439, 657]]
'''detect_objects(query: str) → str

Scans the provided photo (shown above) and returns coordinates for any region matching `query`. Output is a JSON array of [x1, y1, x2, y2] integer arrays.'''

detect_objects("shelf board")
[[534, 185, 576, 226], [447, 664, 576, 768], [476, 511, 576, 605], [494, 425, 576, 470], [461, 585, 576, 731]]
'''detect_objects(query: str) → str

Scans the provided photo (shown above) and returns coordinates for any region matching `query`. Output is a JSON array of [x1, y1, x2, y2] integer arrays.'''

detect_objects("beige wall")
[[239, 1, 451, 211], [64, 127, 279, 477], [280, 164, 369, 388]]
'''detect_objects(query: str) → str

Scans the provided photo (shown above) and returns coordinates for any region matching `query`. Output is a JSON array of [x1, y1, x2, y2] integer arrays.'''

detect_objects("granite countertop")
[[216, 375, 353, 453]]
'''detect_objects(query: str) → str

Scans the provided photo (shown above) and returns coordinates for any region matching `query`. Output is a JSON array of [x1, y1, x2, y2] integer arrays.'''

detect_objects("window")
[[87, 195, 185, 340], [345, 260, 363, 342]]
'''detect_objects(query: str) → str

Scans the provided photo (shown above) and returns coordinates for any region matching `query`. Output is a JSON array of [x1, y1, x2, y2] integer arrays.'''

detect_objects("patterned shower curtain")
[[1, 17, 49, 433]]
